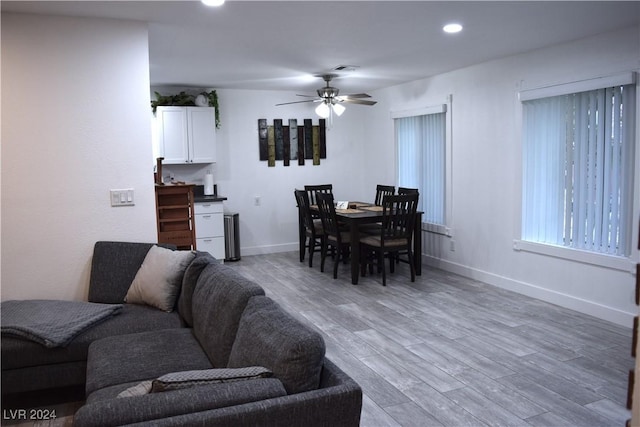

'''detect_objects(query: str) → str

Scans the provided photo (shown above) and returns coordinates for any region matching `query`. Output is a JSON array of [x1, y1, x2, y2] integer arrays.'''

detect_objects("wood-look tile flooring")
[[4, 251, 632, 426], [233, 251, 633, 427]]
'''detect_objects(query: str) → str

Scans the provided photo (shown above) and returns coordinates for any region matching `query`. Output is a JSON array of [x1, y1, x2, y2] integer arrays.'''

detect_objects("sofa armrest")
[[122, 358, 362, 427]]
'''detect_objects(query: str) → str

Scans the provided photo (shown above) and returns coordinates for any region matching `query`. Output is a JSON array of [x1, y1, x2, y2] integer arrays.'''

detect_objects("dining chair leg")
[[333, 246, 341, 279], [360, 246, 367, 277], [379, 251, 387, 286], [308, 239, 315, 268], [320, 242, 327, 273], [389, 252, 396, 274], [408, 249, 416, 282]]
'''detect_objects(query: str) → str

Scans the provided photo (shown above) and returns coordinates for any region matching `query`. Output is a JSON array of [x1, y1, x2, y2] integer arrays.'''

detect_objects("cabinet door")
[[188, 107, 216, 163], [157, 107, 189, 164], [197, 237, 225, 260], [195, 212, 224, 238]]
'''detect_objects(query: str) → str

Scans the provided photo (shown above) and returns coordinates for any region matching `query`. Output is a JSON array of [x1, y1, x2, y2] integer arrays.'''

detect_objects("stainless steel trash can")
[[224, 213, 241, 261]]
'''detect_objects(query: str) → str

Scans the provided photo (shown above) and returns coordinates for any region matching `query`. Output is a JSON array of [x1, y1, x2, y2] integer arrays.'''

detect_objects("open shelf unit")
[[155, 184, 196, 250]]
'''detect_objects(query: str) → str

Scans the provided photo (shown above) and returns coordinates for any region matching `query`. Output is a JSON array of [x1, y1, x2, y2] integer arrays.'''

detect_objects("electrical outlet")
[[110, 189, 135, 207], [450, 240, 456, 252], [254, 195, 261, 206]]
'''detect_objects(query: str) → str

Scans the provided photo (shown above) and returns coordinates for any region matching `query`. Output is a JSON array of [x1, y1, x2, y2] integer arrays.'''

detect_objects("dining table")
[[300, 201, 422, 285]]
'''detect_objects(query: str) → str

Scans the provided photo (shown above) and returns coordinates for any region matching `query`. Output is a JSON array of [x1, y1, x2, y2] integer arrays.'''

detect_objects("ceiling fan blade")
[[339, 93, 372, 99], [275, 99, 318, 106], [340, 98, 377, 106]]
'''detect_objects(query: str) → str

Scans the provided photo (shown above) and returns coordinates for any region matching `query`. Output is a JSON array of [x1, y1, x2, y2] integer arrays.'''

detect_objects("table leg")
[[298, 208, 305, 262], [414, 212, 422, 275], [350, 221, 360, 285]]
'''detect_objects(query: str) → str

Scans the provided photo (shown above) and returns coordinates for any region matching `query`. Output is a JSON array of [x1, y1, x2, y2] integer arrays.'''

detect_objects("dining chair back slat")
[[304, 184, 333, 206], [316, 192, 341, 240], [397, 187, 419, 195], [374, 185, 395, 206], [381, 194, 418, 242]]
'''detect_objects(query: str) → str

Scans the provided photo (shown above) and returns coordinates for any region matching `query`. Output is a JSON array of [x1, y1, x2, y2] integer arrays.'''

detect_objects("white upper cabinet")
[[155, 106, 216, 164]]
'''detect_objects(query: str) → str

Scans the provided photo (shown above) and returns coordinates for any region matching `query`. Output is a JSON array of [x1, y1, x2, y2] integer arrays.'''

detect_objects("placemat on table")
[[336, 208, 365, 214], [361, 206, 384, 212]]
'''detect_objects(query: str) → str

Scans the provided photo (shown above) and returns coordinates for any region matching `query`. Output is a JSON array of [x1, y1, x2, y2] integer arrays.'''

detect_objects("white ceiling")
[[3, 1, 639, 95]]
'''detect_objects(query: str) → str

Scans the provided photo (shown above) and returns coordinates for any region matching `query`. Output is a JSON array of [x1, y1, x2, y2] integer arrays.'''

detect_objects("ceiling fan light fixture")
[[315, 102, 331, 119], [332, 103, 346, 116], [202, 0, 225, 6]]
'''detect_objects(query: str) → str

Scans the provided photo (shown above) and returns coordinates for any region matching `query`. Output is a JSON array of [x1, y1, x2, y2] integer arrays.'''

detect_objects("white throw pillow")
[[125, 245, 195, 312]]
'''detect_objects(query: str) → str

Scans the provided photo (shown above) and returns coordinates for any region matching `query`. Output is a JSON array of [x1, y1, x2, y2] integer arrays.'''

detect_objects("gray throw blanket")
[[1, 300, 123, 348]]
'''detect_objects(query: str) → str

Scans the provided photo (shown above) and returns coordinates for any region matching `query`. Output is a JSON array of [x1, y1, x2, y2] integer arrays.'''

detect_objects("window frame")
[[392, 96, 453, 237], [514, 72, 638, 273]]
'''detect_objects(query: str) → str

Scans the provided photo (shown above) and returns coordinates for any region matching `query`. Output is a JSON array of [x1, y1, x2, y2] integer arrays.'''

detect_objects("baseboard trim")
[[422, 255, 634, 328], [242, 243, 299, 257]]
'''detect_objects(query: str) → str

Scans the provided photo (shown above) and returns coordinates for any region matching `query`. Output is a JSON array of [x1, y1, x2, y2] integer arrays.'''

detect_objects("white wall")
[[364, 25, 640, 326], [1, 13, 157, 301]]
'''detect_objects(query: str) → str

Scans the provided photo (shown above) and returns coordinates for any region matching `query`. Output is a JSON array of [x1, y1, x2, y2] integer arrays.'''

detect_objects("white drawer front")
[[197, 237, 225, 260], [194, 202, 223, 214], [195, 212, 224, 237]]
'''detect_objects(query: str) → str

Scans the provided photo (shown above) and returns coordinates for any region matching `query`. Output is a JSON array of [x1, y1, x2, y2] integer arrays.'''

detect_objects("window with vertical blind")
[[520, 73, 636, 258], [394, 104, 447, 228]]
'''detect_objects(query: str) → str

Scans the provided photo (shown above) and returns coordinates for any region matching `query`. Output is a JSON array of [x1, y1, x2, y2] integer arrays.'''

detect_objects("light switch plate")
[[110, 189, 134, 207]]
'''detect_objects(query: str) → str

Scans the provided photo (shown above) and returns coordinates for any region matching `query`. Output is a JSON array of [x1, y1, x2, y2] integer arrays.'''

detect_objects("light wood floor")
[[235, 251, 633, 427], [4, 251, 632, 426]]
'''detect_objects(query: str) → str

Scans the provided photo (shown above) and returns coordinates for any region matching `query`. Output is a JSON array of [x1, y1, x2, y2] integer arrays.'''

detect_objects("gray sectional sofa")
[[1, 241, 362, 426]]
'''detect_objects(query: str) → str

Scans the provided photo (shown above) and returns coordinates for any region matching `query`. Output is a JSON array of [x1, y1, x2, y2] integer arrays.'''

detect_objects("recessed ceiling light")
[[202, 0, 225, 6], [443, 23, 463, 34]]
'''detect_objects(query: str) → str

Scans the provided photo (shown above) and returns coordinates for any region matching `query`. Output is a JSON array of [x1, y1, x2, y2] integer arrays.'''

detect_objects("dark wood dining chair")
[[304, 184, 333, 206], [374, 185, 395, 206], [362, 184, 396, 236], [294, 189, 324, 268], [304, 184, 333, 221], [316, 192, 350, 279], [360, 193, 419, 286], [398, 187, 419, 195], [394, 188, 419, 263]]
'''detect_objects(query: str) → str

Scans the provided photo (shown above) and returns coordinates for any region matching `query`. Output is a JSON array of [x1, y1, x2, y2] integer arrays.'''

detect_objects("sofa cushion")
[[191, 263, 265, 368], [178, 251, 216, 326], [2, 304, 181, 371], [89, 242, 170, 304], [85, 328, 212, 396], [75, 378, 287, 427], [227, 296, 326, 394], [125, 246, 195, 312]]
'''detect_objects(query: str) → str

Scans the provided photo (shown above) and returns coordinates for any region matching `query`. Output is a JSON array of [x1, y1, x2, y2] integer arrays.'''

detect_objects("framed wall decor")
[[258, 118, 326, 166]]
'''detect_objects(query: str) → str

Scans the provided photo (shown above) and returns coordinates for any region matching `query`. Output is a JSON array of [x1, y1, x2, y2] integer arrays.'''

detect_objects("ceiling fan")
[[276, 74, 377, 118]]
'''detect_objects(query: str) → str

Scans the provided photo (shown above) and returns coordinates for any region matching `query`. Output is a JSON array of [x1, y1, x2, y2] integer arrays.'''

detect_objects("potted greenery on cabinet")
[[151, 90, 220, 129]]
